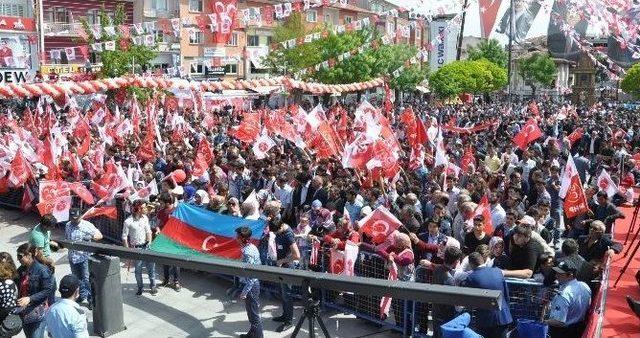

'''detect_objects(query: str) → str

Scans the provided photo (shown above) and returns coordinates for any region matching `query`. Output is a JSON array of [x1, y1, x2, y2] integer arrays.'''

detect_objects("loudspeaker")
[[89, 255, 126, 337]]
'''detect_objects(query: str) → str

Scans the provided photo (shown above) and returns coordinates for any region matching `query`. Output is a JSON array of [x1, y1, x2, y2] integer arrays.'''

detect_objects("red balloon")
[[172, 169, 186, 184]]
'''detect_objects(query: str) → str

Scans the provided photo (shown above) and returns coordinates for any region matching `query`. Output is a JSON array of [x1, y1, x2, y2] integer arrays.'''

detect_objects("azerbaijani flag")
[[150, 203, 265, 260]]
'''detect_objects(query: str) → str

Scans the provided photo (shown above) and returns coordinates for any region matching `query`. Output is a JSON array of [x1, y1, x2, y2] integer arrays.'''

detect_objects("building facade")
[[40, 0, 133, 75], [0, 0, 38, 83], [133, 0, 181, 72]]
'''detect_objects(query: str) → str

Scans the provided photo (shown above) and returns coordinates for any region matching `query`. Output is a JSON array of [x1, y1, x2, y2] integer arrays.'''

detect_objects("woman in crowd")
[[0, 252, 18, 331], [15, 244, 55, 338]]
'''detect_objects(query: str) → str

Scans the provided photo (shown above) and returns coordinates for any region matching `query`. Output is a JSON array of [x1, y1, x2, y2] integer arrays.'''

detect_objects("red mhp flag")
[[567, 128, 583, 147], [512, 119, 543, 150], [41, 136, 59, 179], [308, 121, 341, 159], [8, 151, 31, 187], [415, 117, 429, 145], [460, 146, 476, 172], [39, 180, 70, 203], [36, 195, 71, 221], [474, 195, 493, 234], [137, 130, 156, 162], [252, 133, 276, 160], [70, 182, 95, 205], [83, 206, 118, 220], [559, 155, 589, 218], [342, 136, 374, 170], [358, 206, 402, 245]]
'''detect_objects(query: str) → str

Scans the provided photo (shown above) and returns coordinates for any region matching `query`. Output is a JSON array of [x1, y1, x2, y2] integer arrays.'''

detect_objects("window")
[[47, 7, 70, 23], [415, 29, 421, 39], [189, 0, 203, 12], [152, 0, 168, 11], [225, 63, 238, 75], [344, 16, 353, 24], [306, 10, 317, 22], [226, 32, 238, 46], [190, 61, 204, 74], [189, 30, 203, 44], [0, 3, 24, 17], [86, 9, 100, 25], [324, 14, 331, 24], [247, 35, 260, 47], [266, 36, 272, 47]]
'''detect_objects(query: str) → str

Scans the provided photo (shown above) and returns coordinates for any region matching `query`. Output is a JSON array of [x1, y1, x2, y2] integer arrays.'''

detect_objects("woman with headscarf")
[[193, 190, 210, 207], [486, 236, 510, 269]]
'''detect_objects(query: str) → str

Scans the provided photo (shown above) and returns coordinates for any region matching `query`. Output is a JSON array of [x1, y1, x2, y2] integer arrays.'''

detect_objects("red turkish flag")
[[8, 151, 31, 187], [90, 181, 109, 200], [83, 206, 118, 220], [330, 249, 345, 274], [567, 128, 584, 147], [513, 119, 543, 150], [478, 0, 503, 38], [416, 117, 429, 145], [473, 195, 493, 234], [70, 182, 95, 205], [230, 113, 261, 144], [358, 206, 402, 245]]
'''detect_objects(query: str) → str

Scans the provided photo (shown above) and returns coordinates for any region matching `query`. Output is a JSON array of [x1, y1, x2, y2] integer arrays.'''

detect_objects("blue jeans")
[[280, 282, 293, 322], [23, 320, 46, 338], [134, 260, 156, 290], [244, 282, 264, 338], [70, 260, 91, 302]]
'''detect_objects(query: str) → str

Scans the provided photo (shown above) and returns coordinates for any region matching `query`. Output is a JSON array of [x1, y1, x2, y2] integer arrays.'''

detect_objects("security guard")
[[545, 261, 592, 338]]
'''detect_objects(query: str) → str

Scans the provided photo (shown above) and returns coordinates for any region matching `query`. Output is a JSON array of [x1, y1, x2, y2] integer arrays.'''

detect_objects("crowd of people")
[[0, 93, 636, 338]]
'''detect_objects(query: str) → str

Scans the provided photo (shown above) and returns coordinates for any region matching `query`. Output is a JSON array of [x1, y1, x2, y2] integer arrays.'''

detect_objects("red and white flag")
[[127, 179, 159, 202], [559, 154, 589, 218], [70, 182, 95, 205], [513, 119, 543, 150], [358, 206, 402, 245], [473, 195, 493, 234], [82, 206, 118, 220], [8, 151, 31, 187], [434, 128, 448, 167], [567, 128, 584, 147], [330, 249, 345, 274], [252, 133, 276, 160], [597, 169, 618, 198], [36, 195, 72, 222], [21, 185, 35, 211], [380, 261, 398, 319], [309, 240, 320, 266], [343, 240, 359, 277]]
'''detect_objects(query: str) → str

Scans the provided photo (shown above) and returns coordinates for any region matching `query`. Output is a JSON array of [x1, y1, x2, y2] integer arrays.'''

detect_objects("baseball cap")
[[59, 274, 80, 298], [552, 261, 577, 275]]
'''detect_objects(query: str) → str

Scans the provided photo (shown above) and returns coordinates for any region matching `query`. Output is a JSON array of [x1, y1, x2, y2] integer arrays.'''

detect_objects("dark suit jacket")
[[292, 183, 316, 210], [463, 267, 513, 327], [310, 187, 328, 207]]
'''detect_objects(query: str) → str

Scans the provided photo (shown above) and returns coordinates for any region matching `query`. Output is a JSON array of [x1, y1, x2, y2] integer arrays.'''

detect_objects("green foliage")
[[621, 63, 640, 98], [264, 13, 428, 88], [429, 59, 507, 98], [517, 52, 557, 94], [467, 39, 508, 69], [80, 4, 157, 78]]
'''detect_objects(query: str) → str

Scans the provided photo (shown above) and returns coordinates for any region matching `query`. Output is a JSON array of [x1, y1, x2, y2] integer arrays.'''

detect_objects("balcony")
[[143, 9, 180, 18], [42, 22, 83, 37]]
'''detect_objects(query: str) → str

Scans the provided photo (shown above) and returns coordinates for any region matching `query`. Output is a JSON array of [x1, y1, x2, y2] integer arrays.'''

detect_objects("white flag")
[[559, 154, 578, 199], [434, 128, 448, 167], [252, 133, 276, 160], [597, 169, 618, 198]]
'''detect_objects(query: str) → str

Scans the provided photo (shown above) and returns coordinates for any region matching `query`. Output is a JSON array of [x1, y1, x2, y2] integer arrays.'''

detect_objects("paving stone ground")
[[1, 208, 400, 338]]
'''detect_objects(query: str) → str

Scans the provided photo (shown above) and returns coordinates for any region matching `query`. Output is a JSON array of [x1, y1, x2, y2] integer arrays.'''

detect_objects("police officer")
[[545, 261, 592, 338]]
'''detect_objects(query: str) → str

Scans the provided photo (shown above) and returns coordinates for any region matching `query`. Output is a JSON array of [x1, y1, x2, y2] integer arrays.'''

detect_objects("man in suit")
[[463, 252, 513, 337], [291, 172, 314, 212], [309, 176, 328, 206]]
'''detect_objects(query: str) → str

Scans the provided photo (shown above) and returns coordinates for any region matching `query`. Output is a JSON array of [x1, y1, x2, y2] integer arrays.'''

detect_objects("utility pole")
[[507, 0, 514, 103], [456, 0, 469, 60]]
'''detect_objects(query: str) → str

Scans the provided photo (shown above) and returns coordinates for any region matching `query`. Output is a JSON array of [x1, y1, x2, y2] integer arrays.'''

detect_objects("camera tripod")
[[291, 279, 331, 338]]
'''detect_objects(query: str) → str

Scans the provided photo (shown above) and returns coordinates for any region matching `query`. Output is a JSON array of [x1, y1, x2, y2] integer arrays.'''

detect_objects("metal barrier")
[[0, 187, 23, 208]]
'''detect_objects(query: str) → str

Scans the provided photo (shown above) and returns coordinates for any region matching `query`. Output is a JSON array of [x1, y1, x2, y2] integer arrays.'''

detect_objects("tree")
[[429, 59, 507, 98], [517, 52, 557, 96], [467, 39, 508, 69], [264, 14, 428, 89], [621, 63, 640, 98], [80, 5, 157, 79]]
